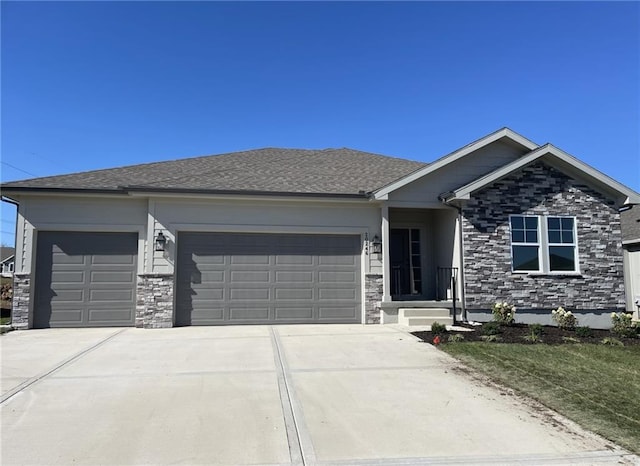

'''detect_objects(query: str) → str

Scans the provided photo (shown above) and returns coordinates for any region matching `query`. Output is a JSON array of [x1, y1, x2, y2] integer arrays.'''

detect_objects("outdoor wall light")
[[155, 231, 167, 251], [371, 235, 382, 254]]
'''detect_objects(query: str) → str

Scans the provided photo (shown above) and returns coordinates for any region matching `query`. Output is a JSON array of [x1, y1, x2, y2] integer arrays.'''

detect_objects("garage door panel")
[[230, 288, 270, 300], [191, 309, 224, 323], [49, 309, 84, 323], [276, 271, 313, 283], [275, 307, 314, 319], [52, 251, 85, 264], [91, 270, 135, 283], [229, 307, 270, 320], [230, 270, 270, 282], [191, 288, 224, 300], [91, 254, 136, 265], [175, 232, 361, 325], [319, 307, 358, 319], [275, 288, 314, 300], [319, 255, 356, 266], [88, 308, 134, 322], [34, 232, 137, 328], [90, 289, 134, 301], [319, 288, 356, 300], [52, 271, 85, 284], [53, 289, 85, 302], [276, 255, 314, 265], [319, 271, 356, 282]]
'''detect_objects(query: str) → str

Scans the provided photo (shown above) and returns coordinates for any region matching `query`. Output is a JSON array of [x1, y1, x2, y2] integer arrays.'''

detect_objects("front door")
[[390, 228, 422, 298]]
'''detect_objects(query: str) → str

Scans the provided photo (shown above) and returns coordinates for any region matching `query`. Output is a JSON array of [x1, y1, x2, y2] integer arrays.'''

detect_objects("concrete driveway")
[[1, 325, 636, 465]]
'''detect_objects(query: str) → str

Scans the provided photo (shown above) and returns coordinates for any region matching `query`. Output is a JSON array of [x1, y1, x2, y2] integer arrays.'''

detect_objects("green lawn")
[[442, 343, 640, 454]]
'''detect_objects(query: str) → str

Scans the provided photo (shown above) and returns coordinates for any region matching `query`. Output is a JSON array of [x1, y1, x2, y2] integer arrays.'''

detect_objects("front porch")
[[376, 207, 464, 326]]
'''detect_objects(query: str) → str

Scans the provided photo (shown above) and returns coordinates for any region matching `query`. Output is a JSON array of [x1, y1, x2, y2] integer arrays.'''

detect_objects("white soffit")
[[372, 128, 539, 200]]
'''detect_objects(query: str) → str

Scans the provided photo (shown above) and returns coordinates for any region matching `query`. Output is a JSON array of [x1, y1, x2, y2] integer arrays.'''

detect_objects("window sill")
[[512, 271, 582, 277]]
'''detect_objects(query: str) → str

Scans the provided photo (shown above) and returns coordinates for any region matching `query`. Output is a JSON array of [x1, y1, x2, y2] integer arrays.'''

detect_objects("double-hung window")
[[510, 215, 578, 273]]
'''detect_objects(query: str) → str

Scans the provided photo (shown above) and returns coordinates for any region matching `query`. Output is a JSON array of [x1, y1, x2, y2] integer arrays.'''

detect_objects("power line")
[[1, 161, 38, 177]]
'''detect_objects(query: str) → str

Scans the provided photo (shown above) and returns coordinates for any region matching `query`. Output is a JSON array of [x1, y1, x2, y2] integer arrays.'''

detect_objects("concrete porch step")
[[397, 307, 453, 326], [404, 316, 454, 326]]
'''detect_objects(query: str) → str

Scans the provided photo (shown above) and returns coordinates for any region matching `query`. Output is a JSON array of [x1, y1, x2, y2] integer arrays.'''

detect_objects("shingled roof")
[[1, 148, 426, 197]]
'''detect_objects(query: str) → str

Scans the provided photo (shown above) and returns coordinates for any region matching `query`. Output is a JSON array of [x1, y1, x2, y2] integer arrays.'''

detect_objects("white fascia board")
[[372, 127, 538, 200], [448, 144, 640, 204]]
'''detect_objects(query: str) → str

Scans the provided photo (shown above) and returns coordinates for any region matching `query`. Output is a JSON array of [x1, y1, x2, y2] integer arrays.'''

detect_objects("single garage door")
[[34, 232, 138, 328], [175, 232, 361, 325]]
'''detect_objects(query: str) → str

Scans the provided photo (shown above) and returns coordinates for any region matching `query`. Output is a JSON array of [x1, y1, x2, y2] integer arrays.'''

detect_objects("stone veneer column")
[[364, 274, 383, 324], [136, 274, 174, 328], [11, 273, 31, 330]]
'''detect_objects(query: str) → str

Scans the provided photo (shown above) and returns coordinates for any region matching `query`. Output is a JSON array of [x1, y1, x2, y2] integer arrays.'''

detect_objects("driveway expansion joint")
[[0, 328, 126, 405], [270, 326, 318, 466]]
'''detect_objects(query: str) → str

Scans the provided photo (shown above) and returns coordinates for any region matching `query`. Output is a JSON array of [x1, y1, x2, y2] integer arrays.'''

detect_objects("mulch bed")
[[412, 323, 640, 346]]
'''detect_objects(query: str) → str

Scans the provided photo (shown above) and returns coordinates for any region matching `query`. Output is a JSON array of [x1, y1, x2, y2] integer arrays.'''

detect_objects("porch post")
[[381, 203, 391, 302]]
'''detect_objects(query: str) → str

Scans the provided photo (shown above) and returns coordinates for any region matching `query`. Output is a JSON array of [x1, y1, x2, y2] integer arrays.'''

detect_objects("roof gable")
[[443, 144, 640, 205], [373, 128, 538, 200]]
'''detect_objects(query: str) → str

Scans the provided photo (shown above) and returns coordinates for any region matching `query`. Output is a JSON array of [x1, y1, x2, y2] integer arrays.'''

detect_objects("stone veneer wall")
[[364, 274, 383, 324], [136, 274, 174, 328], [11, 273, 31, 330], [462, 162, 625, 314]]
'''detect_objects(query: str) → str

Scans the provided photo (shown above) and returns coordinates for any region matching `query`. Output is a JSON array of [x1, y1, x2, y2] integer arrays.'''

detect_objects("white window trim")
[[509, 214, 581, 275], [510, 215, 542, 273]]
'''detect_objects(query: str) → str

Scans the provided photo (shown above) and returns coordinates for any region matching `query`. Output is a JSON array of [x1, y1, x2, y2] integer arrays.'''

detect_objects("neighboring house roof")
[[0, 247, 15, 263], [0, 148, 426, 197], [442, 144, 640, 206], [621, 206, 640, 244]]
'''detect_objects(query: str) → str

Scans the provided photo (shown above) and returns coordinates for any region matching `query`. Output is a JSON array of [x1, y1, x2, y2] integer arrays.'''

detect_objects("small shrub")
[[551, 306, 577, 330], [611, 313, 637, 339], [430, 321, 447, 336], [523, 332, 542, 343], [575, 326, 592, 338], [601, 337, 624, 347], [481, 334, 501, 342], [481, 321, 502, 336], [447, 333, 465, 343], [562, 336, 581, 344], [529, 323, 544, 336], [492, 301, 516, 325]]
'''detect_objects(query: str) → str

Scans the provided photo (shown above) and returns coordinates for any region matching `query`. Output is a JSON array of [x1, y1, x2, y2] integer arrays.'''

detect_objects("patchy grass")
[[442, 343, 640, 454], [0, 316, 10, 325]]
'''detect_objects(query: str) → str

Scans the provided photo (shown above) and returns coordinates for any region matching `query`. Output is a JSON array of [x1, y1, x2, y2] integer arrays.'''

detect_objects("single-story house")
[[1, 247, 15, 278], [1, 128, 638, 330], [621, 206, 640, 321]]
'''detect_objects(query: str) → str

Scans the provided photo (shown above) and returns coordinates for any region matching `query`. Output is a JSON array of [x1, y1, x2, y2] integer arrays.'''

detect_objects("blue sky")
[[1, 1, 639, 246]]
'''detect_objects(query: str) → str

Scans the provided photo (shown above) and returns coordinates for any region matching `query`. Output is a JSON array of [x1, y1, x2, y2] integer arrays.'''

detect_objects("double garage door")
[[33, 231, 361, 328], [175, 232, 361, 325]]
